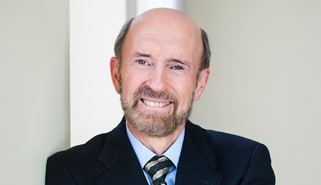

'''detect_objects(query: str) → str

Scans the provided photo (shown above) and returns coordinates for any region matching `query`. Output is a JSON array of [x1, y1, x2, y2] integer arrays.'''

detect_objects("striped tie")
[[144, 155, 174, 185]]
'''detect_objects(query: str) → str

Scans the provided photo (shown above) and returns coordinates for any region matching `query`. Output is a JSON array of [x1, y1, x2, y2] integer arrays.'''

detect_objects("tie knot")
[[144, 155, 174, 185]]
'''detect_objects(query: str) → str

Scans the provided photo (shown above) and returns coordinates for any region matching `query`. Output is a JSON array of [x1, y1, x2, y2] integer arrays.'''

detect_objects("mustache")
[[134, 86, 177, 103]]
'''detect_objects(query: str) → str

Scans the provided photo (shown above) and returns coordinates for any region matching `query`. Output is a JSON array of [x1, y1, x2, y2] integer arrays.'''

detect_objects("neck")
[[127, 123, 185, 154]]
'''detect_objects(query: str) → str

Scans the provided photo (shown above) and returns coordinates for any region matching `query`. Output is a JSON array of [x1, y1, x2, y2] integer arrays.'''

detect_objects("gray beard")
[[120, 86, 193, 137]]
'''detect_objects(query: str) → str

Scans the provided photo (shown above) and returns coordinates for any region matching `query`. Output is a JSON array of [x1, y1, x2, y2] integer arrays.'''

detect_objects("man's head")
[[114, 11, 211, 73], [110, 8, 210, 137]]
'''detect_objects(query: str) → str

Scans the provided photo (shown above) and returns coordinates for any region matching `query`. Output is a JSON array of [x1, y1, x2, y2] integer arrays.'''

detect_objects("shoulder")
[[186, 120, 261, 149], [48, 119, 126, 164], [45, 133, 110, 184], [205, 128, 272, 161], [186, 121, 275, 184], [206, 129, 261, 150], [206, 129, 275, 184], [46, 132, 109, 178], [45, 120, 128, 184], [48, 132, 108, 163], [186, 120, 271, 166]]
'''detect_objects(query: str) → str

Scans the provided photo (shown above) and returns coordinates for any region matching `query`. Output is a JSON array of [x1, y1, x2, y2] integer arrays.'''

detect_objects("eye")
[[136, 59, 150, 66], [167, 62, 190, 75], [169, 64, 185, 70], [133, 59, 153, 70]]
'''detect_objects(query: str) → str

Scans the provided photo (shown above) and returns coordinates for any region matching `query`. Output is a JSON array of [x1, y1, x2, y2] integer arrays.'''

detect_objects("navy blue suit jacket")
[[46, 118, 275, 185]]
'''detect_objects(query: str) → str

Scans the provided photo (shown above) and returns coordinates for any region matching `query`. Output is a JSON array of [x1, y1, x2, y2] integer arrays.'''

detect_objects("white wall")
[[0, 0, 69, 184], [70, 0, 126, 145], [186, 1, 321, 185], [136, 0, 184, 14]]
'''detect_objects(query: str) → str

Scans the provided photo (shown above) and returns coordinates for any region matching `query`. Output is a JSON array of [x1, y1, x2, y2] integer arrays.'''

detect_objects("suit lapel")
[[94, 118, 221, 185], [95, 119, 148, 185], [175, 121, 222, 185]]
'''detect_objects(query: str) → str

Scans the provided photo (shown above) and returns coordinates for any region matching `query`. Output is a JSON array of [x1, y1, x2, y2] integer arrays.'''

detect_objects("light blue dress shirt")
[[126, 123, 185, 185]]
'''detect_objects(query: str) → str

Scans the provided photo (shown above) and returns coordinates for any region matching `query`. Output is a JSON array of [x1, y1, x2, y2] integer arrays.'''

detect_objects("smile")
[[141, 99, 172, 108]]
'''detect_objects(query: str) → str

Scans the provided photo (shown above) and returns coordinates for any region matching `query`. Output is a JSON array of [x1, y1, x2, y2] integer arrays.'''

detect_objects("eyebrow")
[[133, 52, 151, 58], [170, 59, 190, 66], [134, 52, 190, 66]]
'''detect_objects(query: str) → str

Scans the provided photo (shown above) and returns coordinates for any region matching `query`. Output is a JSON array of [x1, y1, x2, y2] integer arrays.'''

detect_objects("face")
[[110, 10, 209, 137]]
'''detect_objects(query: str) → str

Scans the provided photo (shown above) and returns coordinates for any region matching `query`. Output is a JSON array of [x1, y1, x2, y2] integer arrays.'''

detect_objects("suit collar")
[[175, 121, 222, 185], [96, 118, 148, 185], [94, 118, 221, 185]]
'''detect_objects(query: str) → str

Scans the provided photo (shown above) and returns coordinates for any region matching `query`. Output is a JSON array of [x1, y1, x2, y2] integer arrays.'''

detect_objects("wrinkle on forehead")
[[125, 8, 203, 65]]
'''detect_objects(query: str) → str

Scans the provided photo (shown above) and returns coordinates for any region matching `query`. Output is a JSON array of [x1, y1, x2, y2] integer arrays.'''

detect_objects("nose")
[[146, 64, 168, 91]]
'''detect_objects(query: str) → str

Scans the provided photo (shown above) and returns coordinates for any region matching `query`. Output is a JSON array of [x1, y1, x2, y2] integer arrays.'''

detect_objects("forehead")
[[122, 9, 203, 63]]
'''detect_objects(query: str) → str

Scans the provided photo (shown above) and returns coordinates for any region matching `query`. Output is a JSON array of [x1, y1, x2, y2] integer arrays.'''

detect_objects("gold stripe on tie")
[[144, 155, 174, 185]]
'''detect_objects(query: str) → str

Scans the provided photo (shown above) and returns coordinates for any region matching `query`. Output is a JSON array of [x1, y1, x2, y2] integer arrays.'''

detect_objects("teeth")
[[143, 99, 169, 107]]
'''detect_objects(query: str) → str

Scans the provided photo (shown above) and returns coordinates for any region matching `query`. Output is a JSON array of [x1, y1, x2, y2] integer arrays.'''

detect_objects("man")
[[46, 8, 275, 185]]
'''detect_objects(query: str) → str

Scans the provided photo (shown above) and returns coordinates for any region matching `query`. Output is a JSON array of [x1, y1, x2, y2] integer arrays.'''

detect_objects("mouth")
[[140, 98, 173, 108]]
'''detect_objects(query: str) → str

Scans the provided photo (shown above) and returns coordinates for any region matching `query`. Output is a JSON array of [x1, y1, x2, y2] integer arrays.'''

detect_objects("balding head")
[[132, 8, 200, 37], [114, 8, 210, 71]]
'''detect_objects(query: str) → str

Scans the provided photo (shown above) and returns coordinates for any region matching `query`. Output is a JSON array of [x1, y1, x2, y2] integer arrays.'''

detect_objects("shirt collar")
[[126, 122, 185, 169]]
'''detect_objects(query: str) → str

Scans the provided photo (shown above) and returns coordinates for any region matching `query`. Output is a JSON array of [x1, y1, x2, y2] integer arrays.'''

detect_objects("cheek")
[[121, 70, 144, 96], [171, 78, 197, 105]]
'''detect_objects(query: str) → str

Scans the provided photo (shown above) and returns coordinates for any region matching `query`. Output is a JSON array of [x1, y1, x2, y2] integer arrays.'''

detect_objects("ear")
[[193, 68, 210, 101], [110, 57, 121, 94]]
